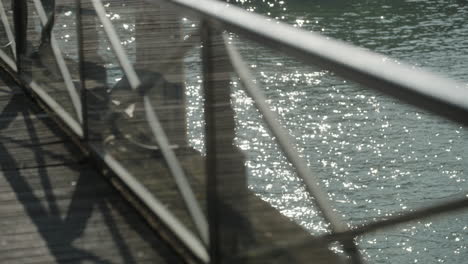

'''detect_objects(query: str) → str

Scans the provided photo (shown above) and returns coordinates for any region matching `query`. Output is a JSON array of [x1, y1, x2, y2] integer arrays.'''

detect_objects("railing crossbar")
[[162, 0, 468, 127]]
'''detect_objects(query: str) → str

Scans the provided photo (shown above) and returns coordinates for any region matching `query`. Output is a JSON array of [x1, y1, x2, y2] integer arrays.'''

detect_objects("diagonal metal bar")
[[93, 0, 196, 87], [237, 195, 468, 260], [88, 34, 197, 110], [0, 48, 16, 71], [0, 0, 16, 58], [144, 96, 209, 245], [222, 34, 363, 263], [28, 79, 84, 137], [328, 195, 468, 242], [32, 0, 83, 124], [92, 0, 209, 246], [91, 0, 140, 90], [0, 49, 84, 137], [287, 196, 468, 253], [91, 146, 209, 263], [222, 33, 346, 233]]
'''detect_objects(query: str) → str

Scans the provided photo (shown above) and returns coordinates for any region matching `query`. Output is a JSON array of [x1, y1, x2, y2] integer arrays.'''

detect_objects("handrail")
[[160, 0, 468, 127]]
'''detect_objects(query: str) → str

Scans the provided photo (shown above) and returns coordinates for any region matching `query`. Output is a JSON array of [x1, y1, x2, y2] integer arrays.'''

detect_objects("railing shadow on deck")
[[0, 71, 183, 264]]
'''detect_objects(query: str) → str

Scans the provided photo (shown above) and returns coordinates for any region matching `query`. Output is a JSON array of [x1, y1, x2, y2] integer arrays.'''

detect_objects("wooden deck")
[[0, 71, 183, 263]]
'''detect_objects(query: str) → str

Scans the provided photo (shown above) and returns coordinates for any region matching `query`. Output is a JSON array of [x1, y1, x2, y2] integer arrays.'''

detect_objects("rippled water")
[[224, 0, 467, 262]]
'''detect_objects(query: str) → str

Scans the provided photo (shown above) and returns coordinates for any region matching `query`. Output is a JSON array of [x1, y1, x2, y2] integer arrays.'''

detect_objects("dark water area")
[[222, 0, 467, 263]]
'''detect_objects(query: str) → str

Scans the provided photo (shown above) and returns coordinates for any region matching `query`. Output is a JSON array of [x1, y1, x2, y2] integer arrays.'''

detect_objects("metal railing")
[[0, 0, 466, 263]]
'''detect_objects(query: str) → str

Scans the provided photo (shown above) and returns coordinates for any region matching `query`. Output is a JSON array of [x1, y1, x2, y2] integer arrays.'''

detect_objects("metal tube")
[[75, 0, 88, 140], [28, 77, 84, 137], [157, 0, 468, 127], [91, 0, 141, 90], [32, 0, 83, 124], [330, 195, 468, 241], [0, 49, 83, 136], [223, 35, 363, 263], [144, 96, 209, 245], [239, 195, 468, 260], [0, 48, 16, 71]]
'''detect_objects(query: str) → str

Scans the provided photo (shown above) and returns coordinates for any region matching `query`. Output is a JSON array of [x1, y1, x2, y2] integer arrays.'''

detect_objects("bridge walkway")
[[0, 72, 182, 264]]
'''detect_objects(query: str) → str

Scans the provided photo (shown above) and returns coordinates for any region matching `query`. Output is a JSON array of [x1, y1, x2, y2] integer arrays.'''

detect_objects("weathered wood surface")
[[0, 73, 183, 263]]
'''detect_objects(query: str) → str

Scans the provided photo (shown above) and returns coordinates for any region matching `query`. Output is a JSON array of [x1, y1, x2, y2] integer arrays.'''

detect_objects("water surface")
[[224, 0, 467, 262]]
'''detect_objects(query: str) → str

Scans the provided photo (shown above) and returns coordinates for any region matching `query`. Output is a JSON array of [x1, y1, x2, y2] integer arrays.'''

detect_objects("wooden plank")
[[1, 240, 169, 264], [0, 113, 70, 145], [0, 142, 83, 170], [0, 164, 94, 191]]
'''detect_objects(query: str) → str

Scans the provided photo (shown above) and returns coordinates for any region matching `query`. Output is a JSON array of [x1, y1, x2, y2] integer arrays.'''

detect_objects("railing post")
[[79, 0, 107, 142], [76, 0, 88, 140], [202, 23, 251, 263], [201, 22, 218, 263], [11, 0, 27, 72]]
